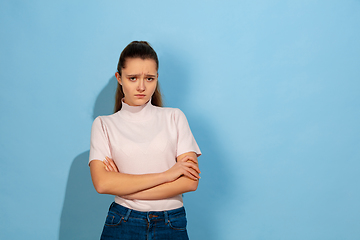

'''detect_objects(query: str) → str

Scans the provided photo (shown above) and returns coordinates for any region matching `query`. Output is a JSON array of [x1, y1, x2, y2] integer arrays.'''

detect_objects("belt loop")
[[164, 211, 169, 225], [124, 209, 131, 221]]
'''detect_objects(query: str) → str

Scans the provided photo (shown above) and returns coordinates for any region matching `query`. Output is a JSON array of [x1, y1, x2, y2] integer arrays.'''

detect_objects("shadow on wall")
[[58, 77, 117, 240], [59, 50, 232, 239]]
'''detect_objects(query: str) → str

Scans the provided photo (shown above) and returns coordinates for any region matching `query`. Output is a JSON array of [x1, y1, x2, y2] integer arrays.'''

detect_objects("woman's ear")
[[115, 72, 122, 85]]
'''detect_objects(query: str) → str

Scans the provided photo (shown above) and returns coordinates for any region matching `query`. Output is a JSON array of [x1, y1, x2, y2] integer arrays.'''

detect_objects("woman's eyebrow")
[[144, 74, 157, 77], [125, 74, 140, 77], [126, 73, 157, 78]]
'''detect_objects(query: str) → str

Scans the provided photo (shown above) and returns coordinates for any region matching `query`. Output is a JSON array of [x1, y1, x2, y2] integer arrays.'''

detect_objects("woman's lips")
[[135, 94, 146, 98]]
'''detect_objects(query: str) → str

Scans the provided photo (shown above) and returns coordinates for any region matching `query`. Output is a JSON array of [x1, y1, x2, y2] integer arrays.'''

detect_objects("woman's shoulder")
[[92, 111, 120, 124], [152, 106, 188, 122], [153, 105, 184, 115]]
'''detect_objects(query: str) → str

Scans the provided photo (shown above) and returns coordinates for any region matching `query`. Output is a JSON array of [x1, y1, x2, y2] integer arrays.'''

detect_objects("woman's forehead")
[[122, 58, 158, 74]]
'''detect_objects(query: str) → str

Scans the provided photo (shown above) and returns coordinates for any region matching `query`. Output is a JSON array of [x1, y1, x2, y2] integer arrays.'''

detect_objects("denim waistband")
[[108, 202, 186, 222]]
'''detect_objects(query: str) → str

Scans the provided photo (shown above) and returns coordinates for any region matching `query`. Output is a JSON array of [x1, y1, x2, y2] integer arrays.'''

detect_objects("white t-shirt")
[[89, 100, 201, 211]]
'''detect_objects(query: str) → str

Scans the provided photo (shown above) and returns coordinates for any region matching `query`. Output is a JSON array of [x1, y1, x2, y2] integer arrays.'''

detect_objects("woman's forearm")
[[90, 152, 200, 197], [122, 176, 199, 200], [90, 160, 168, 196], [90, 157, 199, 196]]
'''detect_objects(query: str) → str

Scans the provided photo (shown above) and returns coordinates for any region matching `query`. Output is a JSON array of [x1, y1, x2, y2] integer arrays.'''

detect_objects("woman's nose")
[[137, 79, 145, 91]]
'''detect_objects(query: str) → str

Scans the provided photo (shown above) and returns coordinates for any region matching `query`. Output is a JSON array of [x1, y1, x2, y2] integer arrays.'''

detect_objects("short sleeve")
[[175, 109, 201, 157], [89, 117, 111, 165]]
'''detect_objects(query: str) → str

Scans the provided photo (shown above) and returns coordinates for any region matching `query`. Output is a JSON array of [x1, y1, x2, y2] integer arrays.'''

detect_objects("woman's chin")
[[125, 98, 150, 106]]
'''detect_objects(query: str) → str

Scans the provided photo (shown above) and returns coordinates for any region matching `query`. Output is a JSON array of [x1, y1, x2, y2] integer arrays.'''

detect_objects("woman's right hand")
[[164, 154, 201, 182], [103, 157, 119, 173]]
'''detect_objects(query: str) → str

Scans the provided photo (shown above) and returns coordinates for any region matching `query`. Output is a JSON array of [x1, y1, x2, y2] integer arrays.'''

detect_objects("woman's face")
[[116, 58, 158, 106]]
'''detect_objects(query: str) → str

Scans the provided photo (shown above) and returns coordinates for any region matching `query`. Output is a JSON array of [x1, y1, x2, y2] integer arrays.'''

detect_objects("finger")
[[183, 168, 200, 180], [181, 155, 198, 164], [105, 161, 114, 172], [107, 158, 119, 172], [184, 162, 201, 173], [179, 155, 193, 161], [106, 157, 119, 172], [179, 163, 200, 179], [104, 158, 115, 172], [103, 159, 110, 168], [186, 166, 201, 178], [187, 158, 198, 165], [183, 173, 197, 181]]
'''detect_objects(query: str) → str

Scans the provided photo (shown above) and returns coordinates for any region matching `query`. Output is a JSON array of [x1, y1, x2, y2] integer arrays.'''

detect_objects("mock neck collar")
[[118, 99, 154, 121]]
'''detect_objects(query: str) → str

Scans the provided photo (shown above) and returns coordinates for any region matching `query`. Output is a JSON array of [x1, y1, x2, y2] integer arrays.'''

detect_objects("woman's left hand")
[[103, 157, 119, 172]]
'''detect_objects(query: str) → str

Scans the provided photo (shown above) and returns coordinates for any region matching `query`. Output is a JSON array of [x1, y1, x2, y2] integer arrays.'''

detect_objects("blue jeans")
[[100, 202, 189, 240]]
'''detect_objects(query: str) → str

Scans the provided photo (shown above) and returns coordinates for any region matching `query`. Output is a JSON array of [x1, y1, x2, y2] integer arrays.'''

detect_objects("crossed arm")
[[89, 152, 200, 200]]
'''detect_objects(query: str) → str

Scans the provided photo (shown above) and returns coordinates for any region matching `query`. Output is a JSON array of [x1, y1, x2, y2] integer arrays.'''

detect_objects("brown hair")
[[114, 41, 163, 112]]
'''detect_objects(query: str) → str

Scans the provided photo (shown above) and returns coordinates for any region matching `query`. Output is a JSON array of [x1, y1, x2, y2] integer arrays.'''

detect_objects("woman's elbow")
[[93, 181, 107, 194], [188, 179, 199, 192], [92, 178, 112, 194], [90, 161, 112, 194]]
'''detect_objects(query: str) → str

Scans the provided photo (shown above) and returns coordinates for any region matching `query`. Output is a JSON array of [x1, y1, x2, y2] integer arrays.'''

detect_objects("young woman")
[[89, 41, 201, 240]]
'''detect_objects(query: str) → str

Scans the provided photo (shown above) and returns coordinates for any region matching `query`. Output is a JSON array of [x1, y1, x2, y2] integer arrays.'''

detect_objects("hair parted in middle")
[[114, 41, 163, 112]]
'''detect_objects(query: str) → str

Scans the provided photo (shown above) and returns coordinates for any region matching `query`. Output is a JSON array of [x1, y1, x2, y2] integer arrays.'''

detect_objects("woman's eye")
[[147, 78, 154, 81], [129, 77, 136, 81]]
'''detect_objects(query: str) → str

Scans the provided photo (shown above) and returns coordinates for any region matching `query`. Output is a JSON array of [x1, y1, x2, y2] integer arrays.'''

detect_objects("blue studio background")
[[1, 0, 359, 239]]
